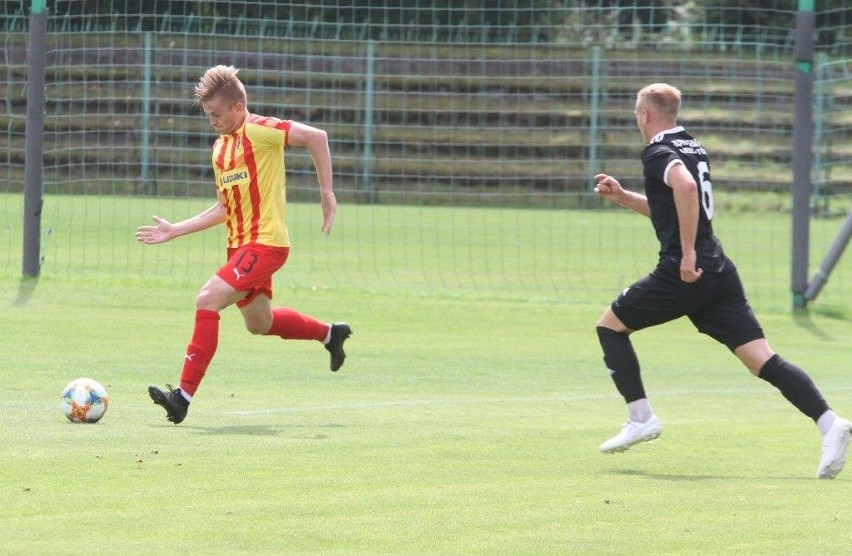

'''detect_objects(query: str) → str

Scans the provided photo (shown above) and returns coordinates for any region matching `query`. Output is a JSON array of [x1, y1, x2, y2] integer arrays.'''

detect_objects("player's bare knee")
[[737, 354, 769, 376], [244, 317, 271, 335], [195, 290, 216, 310], [597, 307, 630, 333], [245, 322, 267, 335], [734, 339, 775, 377]]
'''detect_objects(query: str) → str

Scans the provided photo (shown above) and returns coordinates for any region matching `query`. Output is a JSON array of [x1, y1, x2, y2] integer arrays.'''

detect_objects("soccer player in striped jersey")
[[136, 65, 351, 424], [593, 83, 851, 478]]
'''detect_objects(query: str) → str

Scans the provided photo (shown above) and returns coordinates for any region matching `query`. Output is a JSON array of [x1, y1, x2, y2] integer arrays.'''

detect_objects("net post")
[[587, 46, 601, 191], [360, 39, 376, 204], [811, 52, 828, 214], [23, 3, 49, 277], [140, 31, 153, 195], [791, 0, 815, 310], [803, 211, 852, 303]]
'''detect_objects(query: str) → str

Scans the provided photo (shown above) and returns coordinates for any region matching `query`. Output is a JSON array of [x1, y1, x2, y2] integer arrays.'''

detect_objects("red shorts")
[[216, 244, 290, 308]]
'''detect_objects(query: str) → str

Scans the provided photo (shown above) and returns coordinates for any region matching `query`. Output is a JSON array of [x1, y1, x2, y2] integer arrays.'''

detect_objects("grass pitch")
[[2, 197, 852, 553]]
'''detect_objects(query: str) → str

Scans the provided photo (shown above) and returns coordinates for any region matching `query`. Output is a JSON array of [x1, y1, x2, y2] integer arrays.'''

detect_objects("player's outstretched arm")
[[135, 201, 227, 244], [593, 173, 651, 217], [288, 121, 336, 234]]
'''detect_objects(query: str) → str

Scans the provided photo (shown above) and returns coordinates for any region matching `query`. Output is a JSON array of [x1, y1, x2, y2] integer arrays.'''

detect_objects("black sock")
[[758, 354, 829, 422], [597, 326, 645, 403]]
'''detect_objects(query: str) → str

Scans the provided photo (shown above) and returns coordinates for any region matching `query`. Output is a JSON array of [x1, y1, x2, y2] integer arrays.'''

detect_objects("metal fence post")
[[791, 0, 815, 309], [588, 46, 601, 190], [140, 31, 153, 195], [360, 39, 376, 203], [23, 1, 48, 277]]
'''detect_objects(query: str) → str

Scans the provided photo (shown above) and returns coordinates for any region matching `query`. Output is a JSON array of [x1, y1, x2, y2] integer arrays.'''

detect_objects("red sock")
[[179, 309, 220, 397], [265, 307, 329, 341]]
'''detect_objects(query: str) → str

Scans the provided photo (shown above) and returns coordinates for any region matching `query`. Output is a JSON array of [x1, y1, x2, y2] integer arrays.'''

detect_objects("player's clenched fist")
[[593, 173, 624, 199]]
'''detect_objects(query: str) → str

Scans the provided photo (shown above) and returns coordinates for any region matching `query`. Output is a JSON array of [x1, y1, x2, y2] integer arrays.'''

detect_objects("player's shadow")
[[180, 423, 345, 437], [609, 468, 808, 482], [183, 424, 285, 436], [610, 468, 721, 482]]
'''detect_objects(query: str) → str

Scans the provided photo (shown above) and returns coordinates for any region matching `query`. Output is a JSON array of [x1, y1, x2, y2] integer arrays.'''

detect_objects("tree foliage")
[[5, 1, 850, 51]]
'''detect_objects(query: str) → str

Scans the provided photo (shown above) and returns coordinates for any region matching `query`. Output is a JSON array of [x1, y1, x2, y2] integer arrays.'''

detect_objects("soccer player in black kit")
[[593, 83, 852, 478]]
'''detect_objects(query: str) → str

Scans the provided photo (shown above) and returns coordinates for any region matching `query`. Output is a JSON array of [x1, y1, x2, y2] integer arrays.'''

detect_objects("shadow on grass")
[[176, 423, 345, 436], [15, 276, 39, 306], [608, 468, 809, 482], [609, 468, 726, 481], [177, 424, 287, 436], [790, 310, 836, 341]]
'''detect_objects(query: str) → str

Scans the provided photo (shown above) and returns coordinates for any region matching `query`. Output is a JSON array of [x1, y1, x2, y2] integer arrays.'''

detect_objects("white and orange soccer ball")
[[61, 378, 109, 423]]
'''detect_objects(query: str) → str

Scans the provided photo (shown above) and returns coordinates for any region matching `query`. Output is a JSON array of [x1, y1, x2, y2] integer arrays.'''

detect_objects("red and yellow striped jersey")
[[211, 113, 292, 248]]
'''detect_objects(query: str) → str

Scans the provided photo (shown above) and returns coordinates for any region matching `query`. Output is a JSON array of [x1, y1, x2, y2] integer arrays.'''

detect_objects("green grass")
[[5, 191, 852, 310], [2, 194, 852, 553]]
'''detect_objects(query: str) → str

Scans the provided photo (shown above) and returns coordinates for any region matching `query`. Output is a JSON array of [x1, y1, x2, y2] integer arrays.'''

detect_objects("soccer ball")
[[61, 378, 109, 423]]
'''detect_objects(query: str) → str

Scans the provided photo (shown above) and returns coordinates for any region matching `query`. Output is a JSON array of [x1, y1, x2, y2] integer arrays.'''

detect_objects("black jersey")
[[641, 126, 726, 273]]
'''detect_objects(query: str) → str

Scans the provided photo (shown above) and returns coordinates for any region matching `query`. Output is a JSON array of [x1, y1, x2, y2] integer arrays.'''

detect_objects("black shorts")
[[610, 256, 764, 351]]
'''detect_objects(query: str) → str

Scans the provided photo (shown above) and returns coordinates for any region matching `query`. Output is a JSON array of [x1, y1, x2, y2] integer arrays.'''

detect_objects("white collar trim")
[[649, 126, 685, 144]]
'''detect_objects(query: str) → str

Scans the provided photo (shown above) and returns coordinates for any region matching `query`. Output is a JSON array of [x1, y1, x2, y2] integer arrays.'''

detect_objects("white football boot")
[[817, 417, 852, 479], [600, 415, 663, 453]]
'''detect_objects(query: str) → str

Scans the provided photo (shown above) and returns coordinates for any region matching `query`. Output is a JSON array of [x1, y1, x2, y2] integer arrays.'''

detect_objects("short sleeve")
[[642, 145, 681, 184], [246, 114, 292, 147]]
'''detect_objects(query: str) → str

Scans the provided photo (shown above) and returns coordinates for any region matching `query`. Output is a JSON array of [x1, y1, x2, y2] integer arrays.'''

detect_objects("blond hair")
[[193, 65, 247, 107], [637, 83, 681, 121]]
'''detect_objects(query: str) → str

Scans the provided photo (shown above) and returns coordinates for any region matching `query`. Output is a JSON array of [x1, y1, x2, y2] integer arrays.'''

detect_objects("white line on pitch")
[[229, 396, 576, 416], [227, 385, 852, 416]]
